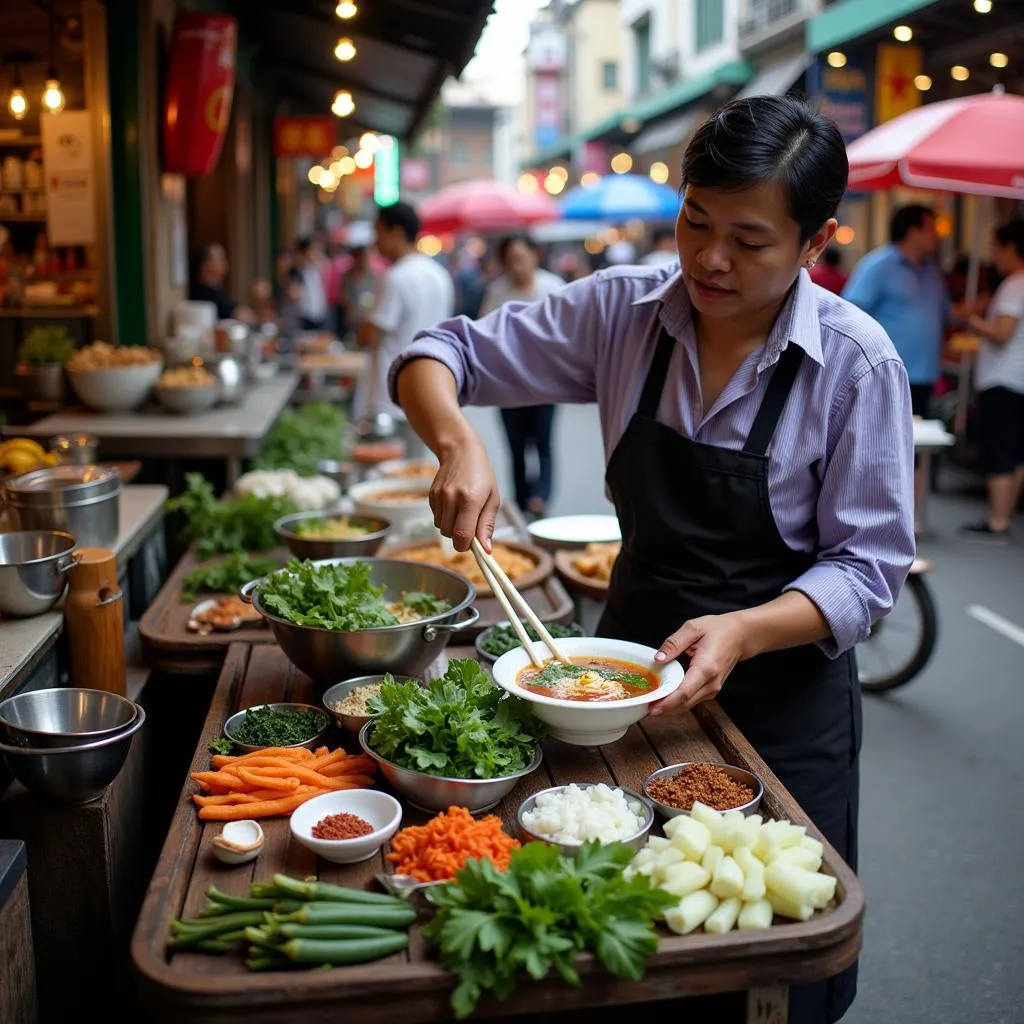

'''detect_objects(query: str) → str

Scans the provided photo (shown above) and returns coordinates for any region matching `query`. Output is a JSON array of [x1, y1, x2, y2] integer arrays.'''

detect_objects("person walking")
[[959, 220, 1024, 543], [339, 246, 380, 339], [356, 201, 454, 457], [479, 235, 566, 518], [293, 238, 330, 331], [843, 205, 949, 532]]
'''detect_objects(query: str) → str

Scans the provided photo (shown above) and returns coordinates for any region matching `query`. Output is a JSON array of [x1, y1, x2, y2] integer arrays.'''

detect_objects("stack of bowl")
[[0, 688, 146, 804], [0, 531, 77, 617]]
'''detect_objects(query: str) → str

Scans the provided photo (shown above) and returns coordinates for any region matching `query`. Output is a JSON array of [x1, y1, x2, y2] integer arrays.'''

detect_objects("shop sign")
[[41, 110, 95, 246], [273, 117, 336, 158], [374, 138, 400, 206], [575, 140, 606, 175], [534, 72, 563, 151], [810, 52, 871, 143], [163, 12, 237, 177], [874, 42, 922, 125]]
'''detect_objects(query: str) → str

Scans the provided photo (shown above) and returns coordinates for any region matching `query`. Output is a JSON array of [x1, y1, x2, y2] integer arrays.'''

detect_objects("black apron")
[[599, 329, 862, 1024]]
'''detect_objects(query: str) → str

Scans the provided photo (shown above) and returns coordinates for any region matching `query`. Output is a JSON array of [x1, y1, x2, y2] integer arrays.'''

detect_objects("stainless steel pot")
[[50, 434, 99, 466], [4, 465, 121, 547], [0, 531, 78, 617], [240, 557, 479, 686], [208, 354, 246, 405], [274, 510, 391, 561], [15, 363, 66, 403]]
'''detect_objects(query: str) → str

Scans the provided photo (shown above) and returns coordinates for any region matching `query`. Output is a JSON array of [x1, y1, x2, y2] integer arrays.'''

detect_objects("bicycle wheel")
[[858, 574, 939, 693]]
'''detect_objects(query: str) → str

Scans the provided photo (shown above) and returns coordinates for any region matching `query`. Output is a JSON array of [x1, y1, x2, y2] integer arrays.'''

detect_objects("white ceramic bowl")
[[491, 636, 684, 746], [375, 457, 438, 482], [289, 789, 402, 864], [66, 361, 163, 413], [350, 478, 433, 539]]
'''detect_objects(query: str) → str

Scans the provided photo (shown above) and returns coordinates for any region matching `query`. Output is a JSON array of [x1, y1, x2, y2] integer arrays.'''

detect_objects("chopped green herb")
[[479, 621, 579, 658], [208, 737, 234, 755], [182, 552, 282, 601], [250, 402, 346, 476], [228, 705, 329, 748], [528, 661, 651, 690]]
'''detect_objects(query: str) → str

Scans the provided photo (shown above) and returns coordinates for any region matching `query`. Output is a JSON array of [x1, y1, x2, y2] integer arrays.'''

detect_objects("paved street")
[[466, 403, 1024, 1024]]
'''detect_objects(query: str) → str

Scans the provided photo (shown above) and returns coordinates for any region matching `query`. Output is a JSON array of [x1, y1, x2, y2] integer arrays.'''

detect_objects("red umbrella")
[[417, 180, 560, 234], [846, 90, 1024, 198]]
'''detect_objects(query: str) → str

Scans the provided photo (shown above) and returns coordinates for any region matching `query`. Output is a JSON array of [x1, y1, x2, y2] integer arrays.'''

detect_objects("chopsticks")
[[470, 538, 570, 668]]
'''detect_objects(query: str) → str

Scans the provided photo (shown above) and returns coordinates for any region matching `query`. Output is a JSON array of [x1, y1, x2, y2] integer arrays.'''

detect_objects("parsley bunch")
[[423, 841, 673, 1018], [181, 552, 281, 601], [366, 660, 544, 779], [250, 402, 346, 475]]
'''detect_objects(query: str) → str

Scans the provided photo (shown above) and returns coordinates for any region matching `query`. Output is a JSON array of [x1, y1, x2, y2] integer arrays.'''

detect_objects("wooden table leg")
[[745, 985, 788, 1024]]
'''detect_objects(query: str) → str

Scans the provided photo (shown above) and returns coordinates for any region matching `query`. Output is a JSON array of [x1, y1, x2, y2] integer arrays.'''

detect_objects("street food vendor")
[[390, 96, 916, 1024]]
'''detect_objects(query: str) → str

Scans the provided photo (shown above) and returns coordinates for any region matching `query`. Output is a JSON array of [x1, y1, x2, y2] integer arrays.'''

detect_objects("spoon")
[[374, 872, 444, 900]]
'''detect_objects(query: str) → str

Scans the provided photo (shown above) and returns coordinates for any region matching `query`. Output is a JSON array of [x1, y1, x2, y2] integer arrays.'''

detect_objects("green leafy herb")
[[182, 552, 282, 601], [257, 559, 449, 632], [423, 841, 672, 1018], [251, 402, 346, 476], [479, 622, 579, 658], [527, 661, 651, 690], [208, 737, 234, 755], [18, 325, 76, 366], [365, 659, 544, 780], [165, 473, 298, 558], [228, 705, 329, 748]]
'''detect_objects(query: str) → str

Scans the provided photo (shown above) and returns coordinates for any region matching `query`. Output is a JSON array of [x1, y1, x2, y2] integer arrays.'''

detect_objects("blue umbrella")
[[559, 174, 680, 221]]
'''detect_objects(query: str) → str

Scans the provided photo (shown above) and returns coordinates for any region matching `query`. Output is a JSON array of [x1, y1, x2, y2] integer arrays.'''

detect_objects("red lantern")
[[163, 13, 237, 177]]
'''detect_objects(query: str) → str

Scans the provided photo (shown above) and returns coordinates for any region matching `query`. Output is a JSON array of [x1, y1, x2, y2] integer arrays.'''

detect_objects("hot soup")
[[516, 657, 658, 702]]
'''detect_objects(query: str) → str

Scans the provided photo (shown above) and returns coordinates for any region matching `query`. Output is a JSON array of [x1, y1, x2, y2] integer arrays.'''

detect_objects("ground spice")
[[312, 811, 375, 840], [648, 763, 755, 811]]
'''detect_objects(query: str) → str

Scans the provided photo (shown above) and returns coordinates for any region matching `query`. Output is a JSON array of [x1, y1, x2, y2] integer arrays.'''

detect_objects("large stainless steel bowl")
[[0, 531, 77, 617], [154, 382, 220, 414], [0, 706, 145, 804], [274, 511, 391, 561], [359, 720, 543, 814], [322, 674, 419, 736], [0, 688, 139, 749], [241, 557, 480, 686]]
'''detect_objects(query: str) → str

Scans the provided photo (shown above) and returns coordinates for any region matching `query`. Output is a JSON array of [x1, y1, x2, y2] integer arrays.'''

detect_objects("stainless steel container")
[[274, 511, 391, 561], [4, 465, 121, 548], [240, 557, 479, 686], [15, 363, 66, 403], [50, 434, 99, 466], [0, 688, 139, 749], [208, 354, 246, 405], [360, 720, 543, 814], [642, 763, 764, 819], [222, 702, 331, 754], [0, 531, 77, 617], [322, 674, 419, 736], [0, 706, 145, 804]]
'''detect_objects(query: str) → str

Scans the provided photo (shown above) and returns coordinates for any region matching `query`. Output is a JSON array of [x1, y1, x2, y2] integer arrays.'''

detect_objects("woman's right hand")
[[430, 434, 501, 552]]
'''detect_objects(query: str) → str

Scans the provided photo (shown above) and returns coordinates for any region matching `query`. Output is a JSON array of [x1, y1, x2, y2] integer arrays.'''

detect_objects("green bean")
[[192, 939, 234, 954], [243, 927, 284, 951], [279, 902, 416, 928], [275, 922, 400, 941], [278, 933, 409, 965], [205, 887, 280, 912], [169, 911, 267, 947], [270, 874, 408, 907]]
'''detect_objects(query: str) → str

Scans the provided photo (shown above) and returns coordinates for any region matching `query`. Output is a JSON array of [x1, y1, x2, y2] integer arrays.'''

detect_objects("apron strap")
[[637, 328, 676, 420], [743, 343, 805, 456]]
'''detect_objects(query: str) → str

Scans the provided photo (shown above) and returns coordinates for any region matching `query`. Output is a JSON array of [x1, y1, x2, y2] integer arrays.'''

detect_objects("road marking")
[[966, 604, 1024, 648]]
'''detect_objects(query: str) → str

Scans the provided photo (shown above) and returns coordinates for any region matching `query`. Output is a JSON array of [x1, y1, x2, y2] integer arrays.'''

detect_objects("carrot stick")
[[236, 767, 300, 792], [198, 790, 319, 820], [328, 758, 376, 775], [308, 749, 348, 771], [241, 764, 340, 788]]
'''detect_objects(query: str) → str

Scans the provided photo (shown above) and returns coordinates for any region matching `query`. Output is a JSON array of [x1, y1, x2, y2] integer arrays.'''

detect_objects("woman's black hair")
[[682, 95, 848, 244], [497, 233, 537, 264]]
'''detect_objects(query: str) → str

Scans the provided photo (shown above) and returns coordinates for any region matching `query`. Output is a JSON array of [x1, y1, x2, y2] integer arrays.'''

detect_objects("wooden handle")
[[64, 547, 126, 695]]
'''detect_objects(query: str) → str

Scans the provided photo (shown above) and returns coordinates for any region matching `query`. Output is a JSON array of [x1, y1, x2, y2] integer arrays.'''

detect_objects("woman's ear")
[[803, 219, 838, 269]]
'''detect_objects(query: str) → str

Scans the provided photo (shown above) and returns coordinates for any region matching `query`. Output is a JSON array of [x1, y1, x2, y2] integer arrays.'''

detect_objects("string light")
[[336, 1, 358, 18], [580, 172, 601, 188], [354, 148, 373, 169], [543, 173, 566, 195], [41, 75, 65, 114], [517, 173, 539, 194], [308, 165, 324, 185], [973, 0, 992, 12], [331, 90, 355, 117], [893, 25, 913, 42], [914, 74, 933, 91], [950, 65, 970, 81], [339, 156, 356, 175], [334, 38, 356, 61], [649, 161, 670, 185], [990, 52, 1009, 69], [610, 152, 633, 174], [827, 51, 847, 68], [359, 132, 379, 153], [834, 226, 855, 245]]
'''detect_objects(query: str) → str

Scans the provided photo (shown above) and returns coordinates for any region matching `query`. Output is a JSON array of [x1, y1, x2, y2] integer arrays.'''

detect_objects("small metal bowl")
[[516, 782, 655, 855], [321, 674, 419, 736], [474, 621, 585, 664], [642, 762, 764, 820], [223, 702, 332, 754], [316, 459, 357, 492], [359, 719, 543, 814], [0, 688, 139, 749], [274, 510, 391, 561]]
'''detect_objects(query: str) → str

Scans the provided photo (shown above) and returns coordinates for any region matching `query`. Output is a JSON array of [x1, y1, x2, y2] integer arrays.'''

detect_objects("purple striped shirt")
[[389, 266, 916, 657]]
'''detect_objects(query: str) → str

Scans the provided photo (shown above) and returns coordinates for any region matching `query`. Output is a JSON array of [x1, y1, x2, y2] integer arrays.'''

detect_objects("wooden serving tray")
[[554, 548, 615, 601], [131, 642, 864, 1024]]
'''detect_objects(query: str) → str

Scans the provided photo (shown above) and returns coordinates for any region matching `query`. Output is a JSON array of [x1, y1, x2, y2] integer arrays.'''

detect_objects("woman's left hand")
[[649, 613, 750, 716]]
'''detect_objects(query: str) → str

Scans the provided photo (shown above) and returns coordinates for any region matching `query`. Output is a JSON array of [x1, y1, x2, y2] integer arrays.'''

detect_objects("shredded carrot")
[[387, 806, 521, 883]]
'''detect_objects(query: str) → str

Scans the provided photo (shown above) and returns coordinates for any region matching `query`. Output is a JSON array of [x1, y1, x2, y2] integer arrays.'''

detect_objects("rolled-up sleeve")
[[387, 276, 603, 409], [784, 358, 916, 657]]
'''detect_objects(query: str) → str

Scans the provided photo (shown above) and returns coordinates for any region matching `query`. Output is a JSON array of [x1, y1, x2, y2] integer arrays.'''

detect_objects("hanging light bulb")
[[8, 66, 28, 120], [334, 37, 356, 62], [336, 1, 358, 18], [41, 70, 65, 114], [331, 90, 355, 117]]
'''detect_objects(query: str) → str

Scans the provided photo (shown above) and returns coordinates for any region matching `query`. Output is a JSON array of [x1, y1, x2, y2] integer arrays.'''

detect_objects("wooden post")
[[0, 840, 39, 1024]]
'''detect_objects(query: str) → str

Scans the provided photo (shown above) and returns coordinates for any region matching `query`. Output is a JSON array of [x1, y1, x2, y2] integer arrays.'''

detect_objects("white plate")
[[527, 514, 621, 550]]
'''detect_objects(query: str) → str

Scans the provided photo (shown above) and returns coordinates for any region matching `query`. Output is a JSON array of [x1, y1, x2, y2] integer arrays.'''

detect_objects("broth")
[[516, 656, 658, 702]]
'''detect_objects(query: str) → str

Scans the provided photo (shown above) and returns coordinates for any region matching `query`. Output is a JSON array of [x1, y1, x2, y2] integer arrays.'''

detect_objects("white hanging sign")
[[41, 110, 96, 246]]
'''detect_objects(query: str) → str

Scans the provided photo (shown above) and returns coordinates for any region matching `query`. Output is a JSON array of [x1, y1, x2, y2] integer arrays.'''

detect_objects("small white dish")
[[527, 514, 621, 550], [289, 790, 402, 864], [211, 819, 265, 864]]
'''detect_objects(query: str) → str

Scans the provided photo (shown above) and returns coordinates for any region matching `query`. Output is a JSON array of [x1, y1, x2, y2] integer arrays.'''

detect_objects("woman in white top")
[[479, 235, 565, 517], [961, 220, 1024, 543]]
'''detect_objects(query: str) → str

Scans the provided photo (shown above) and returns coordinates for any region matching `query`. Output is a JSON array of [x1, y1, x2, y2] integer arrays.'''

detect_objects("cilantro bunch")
[[250, 402, 346, 475], [366, 660, 544, 779], [181, 552, 281, 601], [423, 841, 673, 1018]]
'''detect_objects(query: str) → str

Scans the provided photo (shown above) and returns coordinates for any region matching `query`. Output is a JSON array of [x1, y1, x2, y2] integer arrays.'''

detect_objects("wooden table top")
[[131, 643, 864, 1024]]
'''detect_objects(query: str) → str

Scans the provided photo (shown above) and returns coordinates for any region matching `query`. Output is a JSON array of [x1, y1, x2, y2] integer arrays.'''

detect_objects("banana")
[[0, 438, 47, 459], [1, 450, 44, 474]]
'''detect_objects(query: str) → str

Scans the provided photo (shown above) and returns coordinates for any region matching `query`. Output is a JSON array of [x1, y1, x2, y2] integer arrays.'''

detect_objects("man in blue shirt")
[[844, 205, 949, 531]]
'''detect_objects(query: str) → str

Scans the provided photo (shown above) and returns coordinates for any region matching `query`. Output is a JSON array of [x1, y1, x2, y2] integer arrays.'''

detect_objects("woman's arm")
[[969, 311, 1019, 346]]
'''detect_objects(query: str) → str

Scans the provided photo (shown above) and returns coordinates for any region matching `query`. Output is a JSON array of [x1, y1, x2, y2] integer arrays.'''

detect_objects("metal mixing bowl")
[[0, 531, 77, 617], [222, 702, 332, 754], [0, 706, 146, 804], [316, 459, 357, 492], [240, 557, 479, 686], [154, 382, 220, 414], [642, 762, 764, 819], [274, 511, 391, 561], [359, 720, 543, 814], [0, 688, 139, 749], [516, 782, 655, 854], [321, 674, 419, 736]]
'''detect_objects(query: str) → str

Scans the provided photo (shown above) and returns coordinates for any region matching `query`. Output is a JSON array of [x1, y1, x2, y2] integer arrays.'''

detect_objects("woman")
[[480, 235, 566, 517], [391, 97, 915, 1023]]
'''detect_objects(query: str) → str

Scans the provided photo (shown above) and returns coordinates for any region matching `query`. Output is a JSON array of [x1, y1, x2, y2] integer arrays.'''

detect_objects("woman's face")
[[504, 240, 537, 285], [676, 181, 834, 323]]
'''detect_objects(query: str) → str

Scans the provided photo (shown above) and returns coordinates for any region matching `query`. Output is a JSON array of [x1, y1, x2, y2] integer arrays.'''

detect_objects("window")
[[633, 16, 652, 96], [695, 0, 725, 52], [451, 142, 469, 168], [602, 61, 618, 91]]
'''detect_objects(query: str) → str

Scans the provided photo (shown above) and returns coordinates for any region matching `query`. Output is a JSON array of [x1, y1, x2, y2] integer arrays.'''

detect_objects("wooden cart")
[[132, 642, 864, 1023]]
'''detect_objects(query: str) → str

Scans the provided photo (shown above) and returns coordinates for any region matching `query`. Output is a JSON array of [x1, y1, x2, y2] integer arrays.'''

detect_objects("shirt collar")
[[632, 268, 824, 368]]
